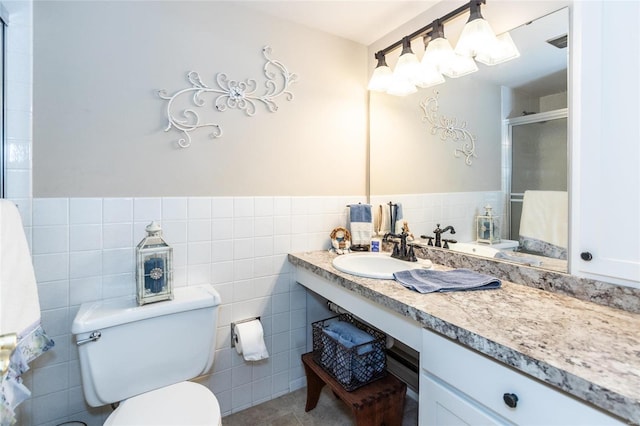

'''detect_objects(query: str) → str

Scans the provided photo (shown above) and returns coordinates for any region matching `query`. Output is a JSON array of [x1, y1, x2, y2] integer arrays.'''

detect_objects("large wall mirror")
[[369, 6, 569, 272]]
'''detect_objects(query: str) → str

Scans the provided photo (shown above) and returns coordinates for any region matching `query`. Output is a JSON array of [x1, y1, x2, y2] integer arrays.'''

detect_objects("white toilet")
[[71, 284, 222, 425]]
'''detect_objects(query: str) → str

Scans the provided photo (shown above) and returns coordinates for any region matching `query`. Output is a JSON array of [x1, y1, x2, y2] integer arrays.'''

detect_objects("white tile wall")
[[10, 189, 501, 425], [18, 195, 356, 425]]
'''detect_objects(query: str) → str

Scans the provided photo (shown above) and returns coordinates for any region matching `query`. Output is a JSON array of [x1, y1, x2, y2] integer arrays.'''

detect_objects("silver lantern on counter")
[[136, 221, 173, 305], [476, 204, 501, 244]]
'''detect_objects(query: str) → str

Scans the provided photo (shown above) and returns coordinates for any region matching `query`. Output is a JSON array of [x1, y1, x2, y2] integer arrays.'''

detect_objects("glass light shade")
[[475, 32, 521, 66], [386, 74, 417, 96], [423, 33, 477, 80], [455, 18, 498, 58], [414, 60, 445, 88], [368, 65, 393, 92], [424, 37, 459, 71], [441, 54, 478, 78], [136, 221, 174, 306], [394, 51, 422, 84]]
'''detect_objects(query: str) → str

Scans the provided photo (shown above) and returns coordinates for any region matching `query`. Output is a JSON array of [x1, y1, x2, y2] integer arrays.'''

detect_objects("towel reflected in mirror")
[[519, 190, 568, 259]]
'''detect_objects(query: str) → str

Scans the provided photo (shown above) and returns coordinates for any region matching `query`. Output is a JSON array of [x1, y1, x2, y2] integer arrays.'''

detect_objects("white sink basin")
[[332, 253, 432, 280]]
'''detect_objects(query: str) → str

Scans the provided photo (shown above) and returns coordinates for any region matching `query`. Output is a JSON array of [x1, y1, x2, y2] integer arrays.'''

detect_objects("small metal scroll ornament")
[[419, 91, 477, 165], [158, 46, 298, 148]]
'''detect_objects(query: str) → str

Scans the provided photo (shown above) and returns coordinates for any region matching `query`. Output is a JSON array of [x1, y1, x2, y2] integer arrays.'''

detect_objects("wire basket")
[[312, 313, 387, 391]]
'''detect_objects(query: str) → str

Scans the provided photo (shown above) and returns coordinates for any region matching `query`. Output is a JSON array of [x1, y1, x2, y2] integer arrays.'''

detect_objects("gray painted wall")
[[33, 1, 368, 197], [370, 77, 502, 195]]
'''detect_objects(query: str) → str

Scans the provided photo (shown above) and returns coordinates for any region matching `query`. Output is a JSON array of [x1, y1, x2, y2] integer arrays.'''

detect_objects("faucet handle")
[[420, 235, 434, 246], [392, 241, 400, 257], [442, 239, 457, 249], [407, 245, 417, 262]]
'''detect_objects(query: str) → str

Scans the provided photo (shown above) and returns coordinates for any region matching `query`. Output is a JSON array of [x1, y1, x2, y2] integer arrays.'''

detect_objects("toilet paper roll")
[[234, 319, 269, 361]]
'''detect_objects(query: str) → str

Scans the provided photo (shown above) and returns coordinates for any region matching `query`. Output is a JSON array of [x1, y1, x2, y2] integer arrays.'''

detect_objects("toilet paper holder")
[[230, 317, 261, 349]]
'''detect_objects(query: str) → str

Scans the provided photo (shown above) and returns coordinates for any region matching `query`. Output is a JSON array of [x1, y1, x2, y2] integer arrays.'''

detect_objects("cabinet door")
[[421, 329, 625, 425], [420, 373, 508, 426], [571, 0, 640, 285]]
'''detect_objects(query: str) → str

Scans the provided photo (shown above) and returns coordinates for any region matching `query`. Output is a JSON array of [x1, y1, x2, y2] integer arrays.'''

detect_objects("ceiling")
[[235, 1, 438, 46]]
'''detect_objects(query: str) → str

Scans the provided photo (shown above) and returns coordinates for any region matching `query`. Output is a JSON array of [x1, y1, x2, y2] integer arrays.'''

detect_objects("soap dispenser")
[[476, 204, 501, 245]]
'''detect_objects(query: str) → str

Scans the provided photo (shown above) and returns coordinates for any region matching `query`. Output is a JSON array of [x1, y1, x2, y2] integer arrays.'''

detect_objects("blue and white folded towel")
[[393, 268, 501, 294], [324, 320, 375, 355], [322, 320, 380, 385], [349, 204, 373, 246]]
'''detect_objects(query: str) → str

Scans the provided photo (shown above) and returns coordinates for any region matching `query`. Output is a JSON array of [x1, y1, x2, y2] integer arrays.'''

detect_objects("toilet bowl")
[[104, 382, 221, 426], [72, 284, 222, 426]]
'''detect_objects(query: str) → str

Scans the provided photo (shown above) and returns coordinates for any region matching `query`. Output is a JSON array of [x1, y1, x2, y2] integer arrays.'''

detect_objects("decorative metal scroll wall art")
[[419, 91, 477, 165], [158, 46, 297, 148]]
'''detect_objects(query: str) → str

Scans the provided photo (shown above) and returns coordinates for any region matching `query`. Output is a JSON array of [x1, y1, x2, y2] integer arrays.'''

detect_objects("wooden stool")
[[301, 352, 406, 426]]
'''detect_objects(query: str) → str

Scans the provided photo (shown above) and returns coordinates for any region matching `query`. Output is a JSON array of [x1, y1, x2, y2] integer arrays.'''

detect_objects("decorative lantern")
[[136, 221, 173, 305], [476, 204, 501, 244]]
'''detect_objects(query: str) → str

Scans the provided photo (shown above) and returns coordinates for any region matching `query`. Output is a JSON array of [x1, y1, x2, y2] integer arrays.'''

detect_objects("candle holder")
[[136, 221, 173, 305], [476, 204, 501, 245]]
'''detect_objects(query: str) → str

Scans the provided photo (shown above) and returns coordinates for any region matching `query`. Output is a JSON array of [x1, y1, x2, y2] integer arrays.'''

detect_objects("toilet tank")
[[72, 284, 221, 407]]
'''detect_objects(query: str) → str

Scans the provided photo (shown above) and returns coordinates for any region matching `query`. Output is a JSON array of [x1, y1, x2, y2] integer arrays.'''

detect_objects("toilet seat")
[[104, 381, 221, 426]]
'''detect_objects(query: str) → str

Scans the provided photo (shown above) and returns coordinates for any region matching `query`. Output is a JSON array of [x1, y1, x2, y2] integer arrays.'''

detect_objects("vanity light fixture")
[[368, 0, 520, 96]]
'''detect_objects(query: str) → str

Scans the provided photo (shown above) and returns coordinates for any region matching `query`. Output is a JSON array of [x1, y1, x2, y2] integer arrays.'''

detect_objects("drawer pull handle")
[[503, 393, 519, 408]]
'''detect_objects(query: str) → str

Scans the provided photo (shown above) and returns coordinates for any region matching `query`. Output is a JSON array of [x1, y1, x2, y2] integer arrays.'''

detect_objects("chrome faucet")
[[383, 231, 417, 262], [433, 224, 456, 248]]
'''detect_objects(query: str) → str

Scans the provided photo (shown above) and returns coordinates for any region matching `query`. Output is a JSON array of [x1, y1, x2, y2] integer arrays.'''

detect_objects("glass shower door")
[[509, 113, 567, 241]]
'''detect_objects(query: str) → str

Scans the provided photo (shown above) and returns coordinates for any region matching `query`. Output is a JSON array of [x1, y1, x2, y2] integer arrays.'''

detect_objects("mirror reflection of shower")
[[505, 109, 568, 256]]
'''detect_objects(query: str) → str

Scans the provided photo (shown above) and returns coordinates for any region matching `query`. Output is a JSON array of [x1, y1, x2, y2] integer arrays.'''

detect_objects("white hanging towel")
[[0, 201, 41, 336], [374, 204, 391, 236], [519, 191, 568, 252], [0, 200, 54, 425]]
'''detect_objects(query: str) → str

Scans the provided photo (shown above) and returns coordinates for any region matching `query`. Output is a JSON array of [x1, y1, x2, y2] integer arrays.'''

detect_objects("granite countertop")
[[289, 250, 640, 425]]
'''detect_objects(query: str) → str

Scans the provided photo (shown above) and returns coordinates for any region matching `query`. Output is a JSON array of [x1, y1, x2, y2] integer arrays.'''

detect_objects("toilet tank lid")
[[72, 284, 221, 334]]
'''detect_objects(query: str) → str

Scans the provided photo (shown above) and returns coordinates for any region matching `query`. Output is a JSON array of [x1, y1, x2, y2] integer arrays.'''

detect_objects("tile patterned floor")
[[222, 386, 418, 426]]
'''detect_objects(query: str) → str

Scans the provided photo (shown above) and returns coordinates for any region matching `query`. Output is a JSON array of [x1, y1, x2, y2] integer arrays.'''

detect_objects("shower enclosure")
[[504, 109, 568, 243]]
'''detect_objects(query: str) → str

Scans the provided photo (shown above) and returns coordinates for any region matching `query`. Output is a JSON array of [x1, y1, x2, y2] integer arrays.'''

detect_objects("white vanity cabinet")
[[571, 0, 640, 286], [419, 329, 624, 426], [291, 255, 637, 425]]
